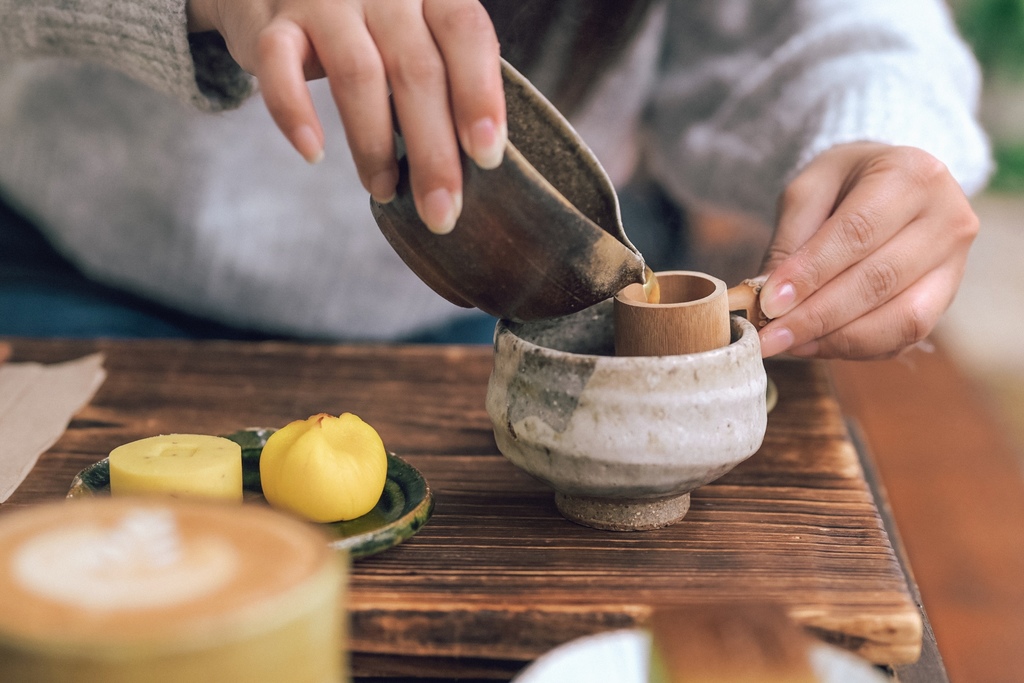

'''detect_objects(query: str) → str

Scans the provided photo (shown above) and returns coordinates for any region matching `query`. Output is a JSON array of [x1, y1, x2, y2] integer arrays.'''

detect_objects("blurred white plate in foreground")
[[513, 628, 887, 683]]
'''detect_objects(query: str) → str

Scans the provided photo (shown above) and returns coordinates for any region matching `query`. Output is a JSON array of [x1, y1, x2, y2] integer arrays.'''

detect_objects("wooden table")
[[832, 344, 1024, 683], [0, 339, 945, 681]]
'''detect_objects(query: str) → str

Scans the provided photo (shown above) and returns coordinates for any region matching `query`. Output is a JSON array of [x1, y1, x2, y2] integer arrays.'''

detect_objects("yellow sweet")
[[109, 434, 243, 502], [260, 412, 387, 523]]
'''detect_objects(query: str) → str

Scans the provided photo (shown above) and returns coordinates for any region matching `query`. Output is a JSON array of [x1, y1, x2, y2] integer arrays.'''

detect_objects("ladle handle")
[[727, 276, 770, 329]]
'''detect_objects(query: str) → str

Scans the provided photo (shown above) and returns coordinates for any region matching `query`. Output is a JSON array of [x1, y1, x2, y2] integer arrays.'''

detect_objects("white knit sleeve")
[[0, 0, 253, 111], [644, 0, 993, 227]]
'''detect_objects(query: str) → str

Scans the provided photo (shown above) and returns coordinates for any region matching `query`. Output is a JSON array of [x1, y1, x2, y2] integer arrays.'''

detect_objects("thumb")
[[757, 167, 844, 318]]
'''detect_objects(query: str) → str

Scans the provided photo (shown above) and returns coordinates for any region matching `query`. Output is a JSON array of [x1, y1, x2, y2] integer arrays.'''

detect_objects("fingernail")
[[759, 326, 795, 358], [468, 118, 506, 170], [294, 125, 324, 165], [421, 188, 462, 235], [760, 281, 797, 319], [370, 170, 397, 204], [788, 340, 820, 357]]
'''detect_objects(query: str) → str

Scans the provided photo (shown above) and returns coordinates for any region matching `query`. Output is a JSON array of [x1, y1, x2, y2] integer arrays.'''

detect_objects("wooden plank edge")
[[845, 418, 948, 683]]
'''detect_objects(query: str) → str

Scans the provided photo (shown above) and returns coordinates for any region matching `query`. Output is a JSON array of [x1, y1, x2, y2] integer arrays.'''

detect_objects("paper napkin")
[[0, 353, 107, 502]]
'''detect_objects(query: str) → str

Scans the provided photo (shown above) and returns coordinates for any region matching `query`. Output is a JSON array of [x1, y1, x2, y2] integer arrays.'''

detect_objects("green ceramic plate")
[[67, 428, 434, 560]]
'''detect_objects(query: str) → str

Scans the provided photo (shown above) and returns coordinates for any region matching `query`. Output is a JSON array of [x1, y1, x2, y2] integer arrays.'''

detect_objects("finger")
[[758, 162, 847, 318], [367, 1, 463, 234], [255, 19, 326, 164], [305, 6, 399, 203], [784, 263, 966, 359], [760, 154, 928, 320], [762, 159, 846, 274], [423, 0, 506, 170], [768, 209, 968, 352]]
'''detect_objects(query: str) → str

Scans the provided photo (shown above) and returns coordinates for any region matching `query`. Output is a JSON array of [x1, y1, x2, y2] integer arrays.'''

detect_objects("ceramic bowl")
[[486, 300, 767, 530]]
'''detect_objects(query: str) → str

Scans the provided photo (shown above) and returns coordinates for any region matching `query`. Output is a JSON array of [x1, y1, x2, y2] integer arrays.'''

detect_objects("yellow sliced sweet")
[[109, 434, 243, 502], [260, 413, 388, 523]]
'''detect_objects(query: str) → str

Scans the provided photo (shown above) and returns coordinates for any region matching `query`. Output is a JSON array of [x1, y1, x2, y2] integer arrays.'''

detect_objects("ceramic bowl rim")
[[495, 308, 761, 366]]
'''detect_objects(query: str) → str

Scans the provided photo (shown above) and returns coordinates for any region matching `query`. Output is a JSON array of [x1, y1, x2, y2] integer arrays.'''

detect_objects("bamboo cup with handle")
[[614, 271, 768, 357]]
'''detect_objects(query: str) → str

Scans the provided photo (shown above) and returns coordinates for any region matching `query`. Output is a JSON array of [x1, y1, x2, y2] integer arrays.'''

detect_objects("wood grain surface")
[[831, 345, 1024, 683], [1, 340, 921, 677]]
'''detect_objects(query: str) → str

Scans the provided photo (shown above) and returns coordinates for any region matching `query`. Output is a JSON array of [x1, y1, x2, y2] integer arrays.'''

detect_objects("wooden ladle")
[[615, 271, 769, 357]]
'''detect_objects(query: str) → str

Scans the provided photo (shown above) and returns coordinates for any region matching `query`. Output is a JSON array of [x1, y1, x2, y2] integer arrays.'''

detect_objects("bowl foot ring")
[[554, 491, 691, 531]]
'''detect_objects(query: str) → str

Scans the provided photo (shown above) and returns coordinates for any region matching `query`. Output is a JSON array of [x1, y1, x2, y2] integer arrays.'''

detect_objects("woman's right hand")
[[186, 0, 507, 234]]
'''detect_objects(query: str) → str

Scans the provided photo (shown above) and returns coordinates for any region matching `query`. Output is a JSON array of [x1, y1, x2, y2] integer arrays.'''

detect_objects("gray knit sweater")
[[0, 0, 991, 339]]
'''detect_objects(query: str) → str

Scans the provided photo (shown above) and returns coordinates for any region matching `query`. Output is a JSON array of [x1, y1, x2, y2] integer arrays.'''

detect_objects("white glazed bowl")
[[486, 300, 767, 530]]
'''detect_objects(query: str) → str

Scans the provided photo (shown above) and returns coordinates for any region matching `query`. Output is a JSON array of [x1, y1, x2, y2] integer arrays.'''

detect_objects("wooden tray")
[[341, 359, 921, 672], [1, 341, 920, 678]]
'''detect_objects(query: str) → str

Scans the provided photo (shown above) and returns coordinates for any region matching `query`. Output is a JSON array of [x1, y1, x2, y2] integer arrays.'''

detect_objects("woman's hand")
[[187, 0, 506, 234], [756, 142, 979, 360]]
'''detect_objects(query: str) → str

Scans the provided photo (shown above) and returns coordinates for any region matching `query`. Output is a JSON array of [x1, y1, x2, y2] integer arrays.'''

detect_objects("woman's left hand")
[[756, 142, 979, 360]]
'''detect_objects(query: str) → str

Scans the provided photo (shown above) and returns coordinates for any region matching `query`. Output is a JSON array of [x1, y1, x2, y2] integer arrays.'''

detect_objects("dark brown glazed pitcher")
[[370, 59, 647, 322]]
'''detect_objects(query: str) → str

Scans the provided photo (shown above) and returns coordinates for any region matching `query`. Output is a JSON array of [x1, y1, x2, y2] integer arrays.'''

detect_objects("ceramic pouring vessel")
[[370, 59, 647, 322]]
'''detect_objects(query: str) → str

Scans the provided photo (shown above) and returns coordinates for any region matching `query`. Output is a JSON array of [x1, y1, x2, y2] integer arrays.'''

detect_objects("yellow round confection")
[[260, 413, 388, 523], [0, 498, 347, 683]]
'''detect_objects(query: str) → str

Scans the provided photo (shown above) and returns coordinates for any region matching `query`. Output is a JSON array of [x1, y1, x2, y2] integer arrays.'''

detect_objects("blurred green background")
[[941, 1, 1024, 469], [955, 0, 1024, 190]]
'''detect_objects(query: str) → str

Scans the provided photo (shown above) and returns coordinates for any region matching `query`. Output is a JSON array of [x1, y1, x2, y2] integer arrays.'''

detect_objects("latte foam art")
[[12, 509, 238, 611]]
